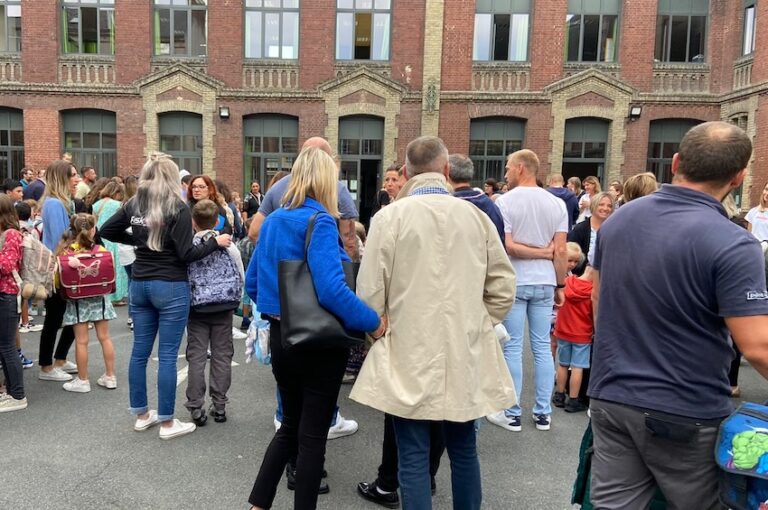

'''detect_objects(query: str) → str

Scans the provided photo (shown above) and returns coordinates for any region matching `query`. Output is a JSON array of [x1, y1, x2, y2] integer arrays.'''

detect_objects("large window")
[[743, 2, 756, 56], [336, 0, 391, 61], [154, 0, 207, 57], [245, 0, 299, 59], [473, 0, 530, 61], [566, 0, 619, 62], [654, 0, 708, 63], [647, 119, 700, 183], [0, 108, 23, 180], [469, 118, 525, 188], [62, 0, 115, 55], [62, 109, 116, 177], [243, 115, 298, 191], [0, 1, 20, 53], [159, 112, 202, 175]]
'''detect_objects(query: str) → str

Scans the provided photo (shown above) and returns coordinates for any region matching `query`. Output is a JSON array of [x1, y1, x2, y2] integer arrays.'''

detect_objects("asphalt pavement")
[[2, 307, 766, 509]]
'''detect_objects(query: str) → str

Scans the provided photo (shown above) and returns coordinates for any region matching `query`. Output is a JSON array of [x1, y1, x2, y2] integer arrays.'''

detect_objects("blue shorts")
[[557, 339, 591, 369]]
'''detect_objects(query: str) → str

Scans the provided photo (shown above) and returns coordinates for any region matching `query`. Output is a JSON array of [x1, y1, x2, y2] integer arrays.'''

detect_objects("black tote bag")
[[278, 213, 365, 350]]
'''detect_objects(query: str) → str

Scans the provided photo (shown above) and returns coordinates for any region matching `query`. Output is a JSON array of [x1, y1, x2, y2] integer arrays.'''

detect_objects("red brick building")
[[0, 0, 765, 221]]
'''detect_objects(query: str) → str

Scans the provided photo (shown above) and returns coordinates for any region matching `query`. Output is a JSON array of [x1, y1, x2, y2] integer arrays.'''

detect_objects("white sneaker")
[[328, 414, 358, 440], [274, 415, 281, 432], [134, 410, 160, 431], [18, 324, 29, 333], [27, 324, 43, 332], [96, 374, 117, 389], [231, 327, 247, 340], [39, 367, 73, 382], [159, 419, 196, 440], [63, 377, 91, 393], [0, 395, 27, 413], [59, 361, 79, 374], [486, 411, 518, 431]]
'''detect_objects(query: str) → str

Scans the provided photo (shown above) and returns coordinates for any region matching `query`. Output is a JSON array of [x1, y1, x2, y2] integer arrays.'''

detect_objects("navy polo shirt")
[[588, 184, 768, 419]]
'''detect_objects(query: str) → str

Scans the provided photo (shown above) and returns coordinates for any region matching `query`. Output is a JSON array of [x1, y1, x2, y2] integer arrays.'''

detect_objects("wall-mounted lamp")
[[219, 106, 230, 120], [628, 105, 643, 121]]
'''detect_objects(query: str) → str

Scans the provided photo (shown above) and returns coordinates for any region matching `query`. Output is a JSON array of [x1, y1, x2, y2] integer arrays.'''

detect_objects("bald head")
[[676, 121, 752, 185], [405, 136, 449, 176], [302, 137, 332, 155]]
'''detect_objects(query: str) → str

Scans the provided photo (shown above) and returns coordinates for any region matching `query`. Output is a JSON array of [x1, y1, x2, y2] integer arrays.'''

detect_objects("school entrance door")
[[338, 116, 383, 226]]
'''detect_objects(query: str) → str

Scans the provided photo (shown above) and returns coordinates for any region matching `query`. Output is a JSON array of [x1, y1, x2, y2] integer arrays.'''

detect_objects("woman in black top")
[[567, 192, 615, 275], [186, 175, 233, 235], [101, 153, 231, 440]]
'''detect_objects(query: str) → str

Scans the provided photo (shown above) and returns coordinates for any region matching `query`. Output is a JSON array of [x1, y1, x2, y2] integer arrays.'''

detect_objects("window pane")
[[357, 0, 373, 8], [245, 11, 262, 58], [99, 9, 115, 55], [600, 15, 618, 62], [669, 16, 688, 62], [649, 142, 662, 158], [354, 12, 372, 59], [0, 7, 8, 52], [9, 130, 22, 147], [338, 0, 353, 8], [566, 14, 581, 62], [372, 13, 390, 60], [473, 14, 491, 61], [65, 132, 82, 149], [584, 142, 605, 159], [340, 139, 360, 155], [102, 133, 116, 149], [265, 13, 280, 58], [469, 140, 485, 156], [191, 9, 207, 56], [264, 0, 280, 6], [160, 134, 181, 152], [81, 7, 98, 53], [662, 142, 678, 159], [486, 140, 504, 156], [8, 6, 21, 52], [282, 12, 299, 59], [563, 142, 582, 158], [744, 7, 755, 55], [66, 7, 80, 53], [493, 14, 510, 61], [282, 137, 298, 153], [263, 136, 279, 152], [689, 16, 705, 62], [505, 140, 522, 154], [485, 160, 503, 182], [581, 15, 599, 61], [83, 132, 100, 148], [374, 0, 390, 8], [336, 13, 353, 59], [174, 10, 188, 55], [509, 14, 528, 61], [654, 15, 669, 61], [156, 9, 171, 54]]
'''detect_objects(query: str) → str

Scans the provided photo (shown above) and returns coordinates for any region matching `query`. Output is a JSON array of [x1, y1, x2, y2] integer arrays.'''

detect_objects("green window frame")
[[0, 1, 21, 53], [0, 108, 23, 180], [336, 0, 391, 61], [62, 0, 115, 55], [654, 0, 709, 63], [647, 119, 701, 184], [469, 117, 525, 188], [565, 0, 619, 63], [473, 0, 530, 62], [62, 109, 117, 177], [743, 1, 756, 56], [245, 0, 300, 60], [243, 114, 298, 192], [154, 0, 208, 57]]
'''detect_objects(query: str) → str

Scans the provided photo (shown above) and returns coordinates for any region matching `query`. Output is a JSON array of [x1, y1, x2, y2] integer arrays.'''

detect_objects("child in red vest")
[[552, 266, 594, 413]]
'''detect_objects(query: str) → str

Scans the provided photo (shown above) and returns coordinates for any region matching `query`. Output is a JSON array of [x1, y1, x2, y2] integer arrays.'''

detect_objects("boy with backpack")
[[185, 199, 244, 426]]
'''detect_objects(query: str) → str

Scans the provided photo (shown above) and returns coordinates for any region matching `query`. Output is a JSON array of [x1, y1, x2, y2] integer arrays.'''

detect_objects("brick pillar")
[[751, 3, 768, 82], [618, 0, 657, 92], [391, 0, 425, 90], [208, 1, 244, 88], [440, 0, 473, 91], [116, 101, 148, 176], [708, 0, 739, 94], [25, 109, 60, 169], [299, 0, 336, 89], [529, 0, 567, 90], [115, 0, 151, 84], [21, 0, 58, 83]]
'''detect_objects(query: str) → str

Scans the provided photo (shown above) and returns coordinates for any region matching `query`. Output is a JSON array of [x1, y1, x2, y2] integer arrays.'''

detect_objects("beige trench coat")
[[349, 173, 518, 422]]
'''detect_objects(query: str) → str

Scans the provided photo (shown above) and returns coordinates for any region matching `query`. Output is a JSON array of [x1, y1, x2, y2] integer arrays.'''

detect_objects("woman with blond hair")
[[576, 175, 601, 223], [622, 172, 658, 203], [245, 147, 385, 510], [100, 153, 231, 440], [568, 191, 616, 274]]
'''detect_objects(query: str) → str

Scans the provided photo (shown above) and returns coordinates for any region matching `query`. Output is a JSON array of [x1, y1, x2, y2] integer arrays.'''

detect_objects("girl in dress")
[[58, 213, 117, 393]]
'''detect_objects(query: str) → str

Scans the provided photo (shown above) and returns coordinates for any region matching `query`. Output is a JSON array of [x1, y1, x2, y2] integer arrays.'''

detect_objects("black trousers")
[[377, 413, 445, 492], [38, 292, 74, 367], [249, 319, 349, 510], [0, 293, 22, 399]]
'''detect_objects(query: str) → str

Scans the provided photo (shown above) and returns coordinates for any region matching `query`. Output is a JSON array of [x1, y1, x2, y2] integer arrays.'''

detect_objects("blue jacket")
[[42, 198, 70, 252], [245, 198, 379, 333], [452, 187, 505, 244]]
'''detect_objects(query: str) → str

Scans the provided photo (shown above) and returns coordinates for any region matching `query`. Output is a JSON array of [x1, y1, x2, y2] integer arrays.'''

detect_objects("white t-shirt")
[[746, 207, 768, 241], [496, 186, 569, 286]]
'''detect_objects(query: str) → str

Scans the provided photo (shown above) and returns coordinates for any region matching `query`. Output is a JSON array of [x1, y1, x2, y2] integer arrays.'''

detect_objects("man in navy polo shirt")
[[588, 121, 768, 509]]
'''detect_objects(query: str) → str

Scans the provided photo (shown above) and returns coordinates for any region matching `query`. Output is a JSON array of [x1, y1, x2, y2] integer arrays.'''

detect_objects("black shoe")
[[286, 464, 330, 494], [431, 476, 436, 496], [357, 480, 400, 509], [190, 408, 207, 426], [209, 405, 226, 423], [565, 397, 588, 413], [552, 391, 566, 408]]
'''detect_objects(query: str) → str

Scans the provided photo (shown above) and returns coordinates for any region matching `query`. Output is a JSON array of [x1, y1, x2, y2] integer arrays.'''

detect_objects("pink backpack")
[[57, 246, 115, 300]]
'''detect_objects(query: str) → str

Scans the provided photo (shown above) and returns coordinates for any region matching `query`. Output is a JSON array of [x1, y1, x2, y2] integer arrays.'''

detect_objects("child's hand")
[[216, 234, 232, 247]]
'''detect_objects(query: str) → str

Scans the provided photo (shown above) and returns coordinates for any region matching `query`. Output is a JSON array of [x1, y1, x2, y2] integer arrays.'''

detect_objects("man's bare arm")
[[247, 211, 266, 243], [725, 315, 768, 381], [505, 233, 554, 260]]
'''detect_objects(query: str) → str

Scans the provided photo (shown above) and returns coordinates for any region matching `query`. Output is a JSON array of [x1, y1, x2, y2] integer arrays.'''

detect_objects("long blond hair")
[[133, 152, 183, 252], [41, 160, 75, 210], [281, 147, 340, 217]]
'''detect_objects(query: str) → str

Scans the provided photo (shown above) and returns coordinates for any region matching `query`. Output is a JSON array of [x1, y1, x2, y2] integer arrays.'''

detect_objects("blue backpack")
[[716, 402, 768, 510], [188, 234, 242, 312]]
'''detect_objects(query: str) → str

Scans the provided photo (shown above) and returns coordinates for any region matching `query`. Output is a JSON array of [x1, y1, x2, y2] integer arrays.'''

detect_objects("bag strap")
[[303, 212, 319, 259]]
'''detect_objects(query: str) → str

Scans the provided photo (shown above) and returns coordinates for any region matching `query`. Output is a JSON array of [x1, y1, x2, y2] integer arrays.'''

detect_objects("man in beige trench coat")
[[350, 136, 518, 509]]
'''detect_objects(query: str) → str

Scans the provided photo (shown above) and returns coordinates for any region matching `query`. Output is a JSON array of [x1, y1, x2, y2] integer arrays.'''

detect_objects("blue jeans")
[[128, 280, 190, 421], [392, 417, 481, 510], [502, 284, 555, 417]]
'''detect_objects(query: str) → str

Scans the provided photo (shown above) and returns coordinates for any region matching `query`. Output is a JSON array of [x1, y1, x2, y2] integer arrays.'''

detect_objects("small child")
[[185, 199, 244, 425], [237, 217, 255, 331], [14, 202, 43, 338], [550, 242, 585, 359], [58, 214, 117, 393], [552, 265, 594, 413]]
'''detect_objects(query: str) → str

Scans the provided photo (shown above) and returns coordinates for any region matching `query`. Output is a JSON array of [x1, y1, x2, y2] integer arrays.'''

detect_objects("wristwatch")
[[556, 283, 566, 289]]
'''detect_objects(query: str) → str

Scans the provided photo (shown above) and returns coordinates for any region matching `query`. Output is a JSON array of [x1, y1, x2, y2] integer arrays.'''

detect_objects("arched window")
[[62, 109, 116, 177], [469, 117, 525, 187], [159, 112, 202, 175], [647, 119, 701, 183], [0, 107, 23, 179], [243, 114, 298, 191]]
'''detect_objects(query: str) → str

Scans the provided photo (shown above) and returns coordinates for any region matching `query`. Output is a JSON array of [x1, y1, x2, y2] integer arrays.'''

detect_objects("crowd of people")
[[0, 122, 767, 509]]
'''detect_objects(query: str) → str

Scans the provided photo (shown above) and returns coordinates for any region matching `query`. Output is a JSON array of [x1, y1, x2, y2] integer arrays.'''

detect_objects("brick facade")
[[0, 0, 766, 208]]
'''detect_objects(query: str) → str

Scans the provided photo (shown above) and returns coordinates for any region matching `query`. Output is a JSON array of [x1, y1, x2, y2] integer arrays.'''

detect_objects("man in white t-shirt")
[[490, 149, 568, 432]]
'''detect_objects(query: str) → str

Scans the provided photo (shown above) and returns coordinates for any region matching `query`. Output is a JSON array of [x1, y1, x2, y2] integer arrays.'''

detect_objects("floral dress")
[[93, 198, 128, 302], [61, 244, 117, 326]]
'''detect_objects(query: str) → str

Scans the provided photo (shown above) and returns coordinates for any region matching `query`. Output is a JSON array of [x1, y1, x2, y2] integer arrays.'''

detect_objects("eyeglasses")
[[191, 184, 208, 190]]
